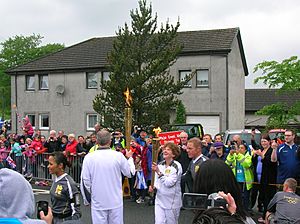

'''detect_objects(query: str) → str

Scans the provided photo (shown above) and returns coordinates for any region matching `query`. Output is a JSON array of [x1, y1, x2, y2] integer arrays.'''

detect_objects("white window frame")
[[26, 75, 35, 91], [39, 74, 49, 90], [179, 70, 192, 87], [86, 72, 98, 89], [196, 69, 209, 88], [87, 114, 98, 131], [39, 114, 49, 130]]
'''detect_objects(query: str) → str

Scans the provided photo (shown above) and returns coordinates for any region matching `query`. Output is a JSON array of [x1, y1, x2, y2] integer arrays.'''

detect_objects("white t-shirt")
[[81, 148, 135, 210]]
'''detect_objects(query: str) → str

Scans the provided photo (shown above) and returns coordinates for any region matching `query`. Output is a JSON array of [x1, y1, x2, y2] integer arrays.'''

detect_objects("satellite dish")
[[55, 85, 65, 95]]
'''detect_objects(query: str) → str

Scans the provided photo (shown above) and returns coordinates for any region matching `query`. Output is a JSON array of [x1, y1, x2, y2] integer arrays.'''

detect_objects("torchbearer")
[[149, 141, 182, 224]]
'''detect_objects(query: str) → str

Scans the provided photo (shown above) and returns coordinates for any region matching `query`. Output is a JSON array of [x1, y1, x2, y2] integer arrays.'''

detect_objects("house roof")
[[245, 89, 300, 111], [7, 27, 248, 75]]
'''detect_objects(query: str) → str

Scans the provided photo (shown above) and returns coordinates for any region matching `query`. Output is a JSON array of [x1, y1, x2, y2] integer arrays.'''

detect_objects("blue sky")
[[1, 0, 299, 88]]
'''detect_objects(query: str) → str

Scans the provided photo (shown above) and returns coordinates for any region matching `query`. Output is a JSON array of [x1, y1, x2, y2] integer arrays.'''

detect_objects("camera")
[[230, 141, 237, 150], [36, 200, 48, 219], [230, 140, 237, 145], [182, 193, 227, 210]]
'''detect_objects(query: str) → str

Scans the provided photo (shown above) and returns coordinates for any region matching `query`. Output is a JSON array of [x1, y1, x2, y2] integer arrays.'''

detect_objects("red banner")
[[158, 131, 182, 145]]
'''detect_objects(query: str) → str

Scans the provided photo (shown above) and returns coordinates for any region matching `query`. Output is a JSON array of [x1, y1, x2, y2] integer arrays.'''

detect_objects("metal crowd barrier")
[[6, 152, 84, 183]]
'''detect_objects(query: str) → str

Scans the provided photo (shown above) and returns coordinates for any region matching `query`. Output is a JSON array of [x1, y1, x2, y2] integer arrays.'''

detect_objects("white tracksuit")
[[81, 148, 135, 224], [154, 160, 182, 224]]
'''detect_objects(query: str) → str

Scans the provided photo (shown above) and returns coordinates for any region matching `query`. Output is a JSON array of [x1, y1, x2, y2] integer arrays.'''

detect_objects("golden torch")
[[123, 88, 133, 151], [151, 127, 162, 189]]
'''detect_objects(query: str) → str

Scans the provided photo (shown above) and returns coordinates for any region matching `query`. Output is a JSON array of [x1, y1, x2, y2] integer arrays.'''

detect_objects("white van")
[[223, 129, 262, 147]]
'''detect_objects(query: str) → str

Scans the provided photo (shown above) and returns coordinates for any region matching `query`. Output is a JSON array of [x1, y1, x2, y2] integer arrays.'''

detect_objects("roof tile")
[[8, 28, 239, 73]]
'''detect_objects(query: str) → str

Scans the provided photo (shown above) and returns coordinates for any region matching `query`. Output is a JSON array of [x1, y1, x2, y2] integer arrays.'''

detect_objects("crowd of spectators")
[[1, 116, 300, 223]]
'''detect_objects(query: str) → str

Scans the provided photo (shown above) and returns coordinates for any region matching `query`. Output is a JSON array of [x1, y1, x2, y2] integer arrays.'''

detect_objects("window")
[[26, 75, 35, 91], [86, 72, 98, 89], [196, 69, 209, 87], [87, 114, 98, 130], [179, 70, 192, 87], [39, 114, 49, 130], [25, 114, 36, 128], [102, 71, 110, 83], [39, 74, 49, 90]]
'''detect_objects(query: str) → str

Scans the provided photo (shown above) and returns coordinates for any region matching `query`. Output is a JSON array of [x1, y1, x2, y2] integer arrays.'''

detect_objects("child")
[[9, 137, 23, 173], [22, 116, 34, 139], [134, 156, 148, 203], [22, 138, 36, 179], [0, 140, 8, 168]]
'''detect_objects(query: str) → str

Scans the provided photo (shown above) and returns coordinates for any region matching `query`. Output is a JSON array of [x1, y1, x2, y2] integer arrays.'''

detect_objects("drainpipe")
[[15, 74, 18, 132], [226, 56, 229, 130]]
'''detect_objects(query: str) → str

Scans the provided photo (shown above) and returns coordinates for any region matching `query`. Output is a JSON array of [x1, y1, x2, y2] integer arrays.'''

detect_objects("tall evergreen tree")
[[93, 0, 191, 129], [174, 101, 186, 124]]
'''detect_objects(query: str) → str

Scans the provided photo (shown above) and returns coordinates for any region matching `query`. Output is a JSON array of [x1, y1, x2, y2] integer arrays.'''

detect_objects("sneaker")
[[26, 175, 33, 183], [136, 198, 145, 204]]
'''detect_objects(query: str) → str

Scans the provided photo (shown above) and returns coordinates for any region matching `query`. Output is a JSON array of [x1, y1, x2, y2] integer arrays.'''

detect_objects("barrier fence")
[[1, 151, 300, 189], [2, 152, 83, 183]]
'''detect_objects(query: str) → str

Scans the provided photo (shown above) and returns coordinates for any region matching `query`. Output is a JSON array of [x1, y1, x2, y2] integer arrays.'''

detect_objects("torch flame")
[[153, 127, 162, 137], [123, 87, 133, 107]]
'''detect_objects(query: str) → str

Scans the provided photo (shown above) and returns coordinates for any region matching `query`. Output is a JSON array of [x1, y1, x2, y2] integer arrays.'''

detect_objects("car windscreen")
[[268, 132, 285, 141], [227, 133, 261, 146], [171, 125, 200, 138]]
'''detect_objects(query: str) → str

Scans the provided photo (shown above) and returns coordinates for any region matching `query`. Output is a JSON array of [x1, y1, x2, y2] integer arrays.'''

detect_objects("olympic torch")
[[123, 88, 133, 151], [150, 127, 162, 189]]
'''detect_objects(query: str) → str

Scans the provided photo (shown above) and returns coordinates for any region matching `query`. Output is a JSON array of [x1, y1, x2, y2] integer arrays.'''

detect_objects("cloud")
[[1, 0, 299, 88]]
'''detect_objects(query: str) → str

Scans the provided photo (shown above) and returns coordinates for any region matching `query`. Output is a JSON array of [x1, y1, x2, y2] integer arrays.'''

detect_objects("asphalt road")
[[33, 187, 260, 224]]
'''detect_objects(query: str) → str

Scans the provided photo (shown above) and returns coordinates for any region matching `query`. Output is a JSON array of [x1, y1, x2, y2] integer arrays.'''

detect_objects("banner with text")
[[158, 131, 182, 145]]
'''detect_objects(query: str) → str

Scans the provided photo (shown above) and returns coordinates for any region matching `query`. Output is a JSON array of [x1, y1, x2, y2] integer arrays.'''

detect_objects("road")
[[33, 187, 194, 224], [33, 187, 260, 224]]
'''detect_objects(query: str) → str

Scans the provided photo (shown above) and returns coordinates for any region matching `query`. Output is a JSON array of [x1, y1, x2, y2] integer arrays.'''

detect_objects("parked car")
[[169, 123, 204, 139], [268, 129, 286, 144], [223, 129, 262, 147]]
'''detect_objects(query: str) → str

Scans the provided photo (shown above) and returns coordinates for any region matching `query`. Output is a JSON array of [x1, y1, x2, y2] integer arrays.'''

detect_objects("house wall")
[[10, 37, 246, 137], [170, 54, 227, 135], [11, 72, 100, 136], [169, 36, 245, 134], [227, 37, 245, 129]]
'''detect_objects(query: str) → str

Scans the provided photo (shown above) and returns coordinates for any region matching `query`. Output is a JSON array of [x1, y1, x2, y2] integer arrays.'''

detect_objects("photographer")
[[226, 142, 254, 212], [132, 125, 141, 139], [44, 130, 60, 153], [0, 168, 53, 224], [193, 159, 255, 224], [111, 130, 125, 150], [193, 207, 245, 224]]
